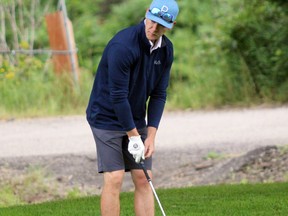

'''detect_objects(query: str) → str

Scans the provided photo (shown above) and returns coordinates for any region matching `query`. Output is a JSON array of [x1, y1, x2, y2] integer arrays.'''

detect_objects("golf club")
[[140, 161, 166, 216]]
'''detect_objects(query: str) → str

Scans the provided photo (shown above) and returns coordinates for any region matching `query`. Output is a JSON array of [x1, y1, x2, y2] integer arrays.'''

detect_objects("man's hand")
[[128, 135, 145, 163]]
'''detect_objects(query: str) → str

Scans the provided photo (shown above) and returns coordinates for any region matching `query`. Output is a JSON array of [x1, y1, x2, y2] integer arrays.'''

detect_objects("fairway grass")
[[1, 182, 287, 216]]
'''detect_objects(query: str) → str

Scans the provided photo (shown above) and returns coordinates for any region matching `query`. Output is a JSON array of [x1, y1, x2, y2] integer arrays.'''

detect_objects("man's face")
[[145, 18, 170, 42]]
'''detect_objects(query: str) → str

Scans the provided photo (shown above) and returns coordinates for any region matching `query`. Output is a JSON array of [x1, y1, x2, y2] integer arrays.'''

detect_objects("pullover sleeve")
[[107, 43, 136, 131], [147, 50, 173, 129]]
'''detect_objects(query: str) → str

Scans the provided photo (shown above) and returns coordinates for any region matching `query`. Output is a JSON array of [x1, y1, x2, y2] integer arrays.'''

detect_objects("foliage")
[[1, 0, 287, 115], [0, 0, 53, 50], [0, 55, 93, 118], [0, 59, 15, 80], [1, 183, 288, 215], [165, 0, 256, 109], [224, 0, 288, 103]]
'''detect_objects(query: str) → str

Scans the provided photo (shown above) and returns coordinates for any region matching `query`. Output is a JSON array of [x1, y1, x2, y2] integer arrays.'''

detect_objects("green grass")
[[1, 182, 287, 216]]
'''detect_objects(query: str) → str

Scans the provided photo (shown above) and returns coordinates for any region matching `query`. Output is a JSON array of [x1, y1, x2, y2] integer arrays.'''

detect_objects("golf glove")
[[128, 135, 145, 163]]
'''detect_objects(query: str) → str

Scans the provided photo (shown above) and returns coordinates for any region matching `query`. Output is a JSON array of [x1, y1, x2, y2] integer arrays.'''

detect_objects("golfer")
[[86, 0, 179, 215]]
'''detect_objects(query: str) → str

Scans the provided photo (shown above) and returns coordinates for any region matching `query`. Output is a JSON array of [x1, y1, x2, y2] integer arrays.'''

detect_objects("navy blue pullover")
[[86, 20, 174, 131]]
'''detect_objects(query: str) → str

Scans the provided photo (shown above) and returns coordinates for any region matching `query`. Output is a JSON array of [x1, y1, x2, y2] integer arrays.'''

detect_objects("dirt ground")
[[1, 145, 288, 205]]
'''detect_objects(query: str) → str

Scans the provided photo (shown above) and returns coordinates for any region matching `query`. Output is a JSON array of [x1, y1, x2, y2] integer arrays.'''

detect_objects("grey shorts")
[[90, 126, 152, 173]]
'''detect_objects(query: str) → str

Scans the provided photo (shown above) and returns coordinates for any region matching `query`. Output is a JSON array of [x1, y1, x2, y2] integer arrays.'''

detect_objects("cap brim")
[[146, 11, 173, 29]]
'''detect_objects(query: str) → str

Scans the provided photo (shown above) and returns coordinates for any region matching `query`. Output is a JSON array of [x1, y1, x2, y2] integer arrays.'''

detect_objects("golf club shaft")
[[148, 180, 166, 216], [140, 162, 166, 216]]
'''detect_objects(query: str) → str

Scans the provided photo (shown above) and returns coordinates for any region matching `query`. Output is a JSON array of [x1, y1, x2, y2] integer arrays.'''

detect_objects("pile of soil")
[[0, 145, 287, 205]]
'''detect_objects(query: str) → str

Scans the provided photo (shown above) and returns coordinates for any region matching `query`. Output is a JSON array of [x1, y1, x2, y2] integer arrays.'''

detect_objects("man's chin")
[[147, 35, 159, 41]]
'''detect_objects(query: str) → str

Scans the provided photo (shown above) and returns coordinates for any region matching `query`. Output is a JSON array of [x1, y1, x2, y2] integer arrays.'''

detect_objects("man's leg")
[[131, 169, 154, 216], [101, 170, 125, 216]]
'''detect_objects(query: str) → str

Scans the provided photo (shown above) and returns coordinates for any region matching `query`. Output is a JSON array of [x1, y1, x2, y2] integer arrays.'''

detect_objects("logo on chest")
[[154, 60, 161, 65]]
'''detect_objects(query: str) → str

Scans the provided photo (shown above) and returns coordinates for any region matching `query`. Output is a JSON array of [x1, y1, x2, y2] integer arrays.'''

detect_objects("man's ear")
[[145, 8, 149, 18], [169, 21, 176, 30]]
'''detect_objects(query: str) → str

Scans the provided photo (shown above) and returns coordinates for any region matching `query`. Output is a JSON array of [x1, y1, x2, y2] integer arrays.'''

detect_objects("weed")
[[204, 151, 224, 160], [284, 173, 288, 182], [0, 61, 93, 119], [279, 145, 288, 155], [0, 166, 87, 208], [240, 178, 249, 184]]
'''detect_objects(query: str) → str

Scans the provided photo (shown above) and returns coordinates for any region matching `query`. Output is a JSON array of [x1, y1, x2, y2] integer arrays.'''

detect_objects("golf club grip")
[[140, 161, 151, 181]]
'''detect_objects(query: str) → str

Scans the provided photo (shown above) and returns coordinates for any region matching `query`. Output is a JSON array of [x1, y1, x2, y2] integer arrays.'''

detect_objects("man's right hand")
[[128, 135, 145, 163]]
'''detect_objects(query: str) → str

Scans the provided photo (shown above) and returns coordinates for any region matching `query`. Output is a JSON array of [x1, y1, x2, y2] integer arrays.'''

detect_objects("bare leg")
[[131, 169, 154, 216], [101, 170, 125, 216]]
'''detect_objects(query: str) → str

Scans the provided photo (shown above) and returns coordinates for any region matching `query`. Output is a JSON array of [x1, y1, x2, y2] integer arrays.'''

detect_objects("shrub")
[[224, 0, 288, 102]]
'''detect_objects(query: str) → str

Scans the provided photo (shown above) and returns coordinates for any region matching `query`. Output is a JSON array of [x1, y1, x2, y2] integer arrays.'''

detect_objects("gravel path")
[[1, 106, 288, 158]]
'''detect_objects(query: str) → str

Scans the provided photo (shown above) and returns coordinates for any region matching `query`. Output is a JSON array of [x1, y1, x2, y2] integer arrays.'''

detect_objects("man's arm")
[[144, 126, 157, 158], [147, 44, 173, 129], [127, 128, 140, 137], [108, 43, 136, 131]]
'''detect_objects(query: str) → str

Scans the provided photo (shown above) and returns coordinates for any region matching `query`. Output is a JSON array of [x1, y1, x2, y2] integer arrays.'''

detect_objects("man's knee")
[[103, 170, 125, 190], [132, 170, 152, 189]]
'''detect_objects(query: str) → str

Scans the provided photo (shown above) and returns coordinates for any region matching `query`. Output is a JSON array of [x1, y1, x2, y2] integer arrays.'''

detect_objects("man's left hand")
[[128, 135, 145, 163]]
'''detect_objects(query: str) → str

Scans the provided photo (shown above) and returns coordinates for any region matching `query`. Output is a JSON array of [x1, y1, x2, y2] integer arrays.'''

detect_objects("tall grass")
[[0, 59, 93, 119]]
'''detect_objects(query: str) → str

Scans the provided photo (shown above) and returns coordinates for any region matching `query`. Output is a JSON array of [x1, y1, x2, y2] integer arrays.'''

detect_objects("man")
[[86, 0, 179, 215]]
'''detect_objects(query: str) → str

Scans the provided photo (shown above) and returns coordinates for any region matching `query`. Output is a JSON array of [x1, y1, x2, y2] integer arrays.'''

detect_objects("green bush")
[[224, 0, 288, 103]]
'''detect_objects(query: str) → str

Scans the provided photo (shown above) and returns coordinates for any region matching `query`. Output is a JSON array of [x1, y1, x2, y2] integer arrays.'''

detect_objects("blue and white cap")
[[146, 0, 179, 29]]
